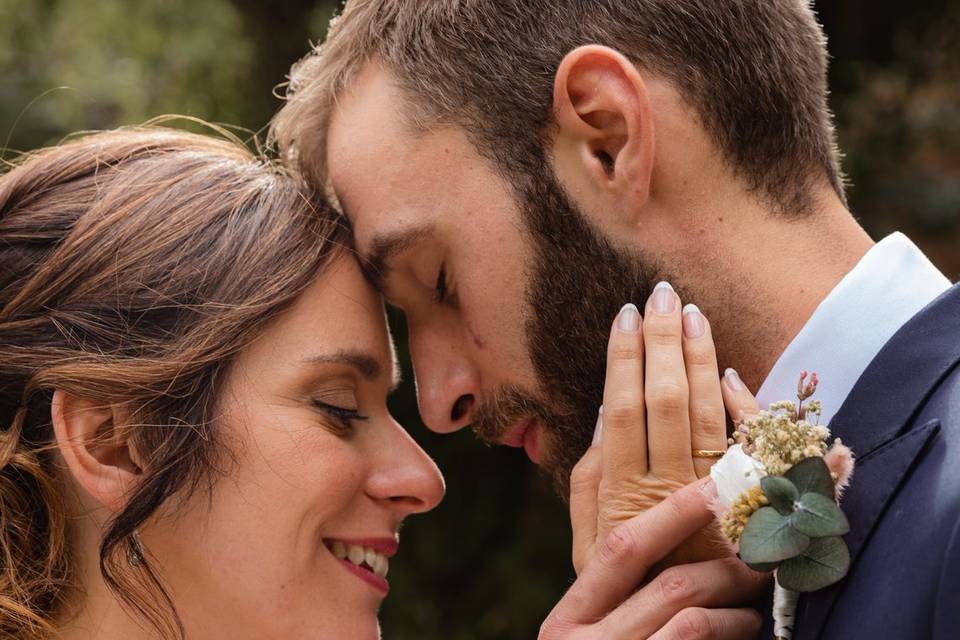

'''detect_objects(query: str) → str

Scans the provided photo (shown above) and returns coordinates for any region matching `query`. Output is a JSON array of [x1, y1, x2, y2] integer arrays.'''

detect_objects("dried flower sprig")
[[730, 371, 829, 475]]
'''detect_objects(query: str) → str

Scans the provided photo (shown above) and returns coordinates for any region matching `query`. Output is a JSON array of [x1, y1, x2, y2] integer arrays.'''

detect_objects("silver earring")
[[128, 530, 146, 567]]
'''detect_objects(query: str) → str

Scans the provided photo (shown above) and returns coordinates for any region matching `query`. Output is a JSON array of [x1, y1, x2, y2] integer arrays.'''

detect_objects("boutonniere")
[[709, 372, 855, 640]]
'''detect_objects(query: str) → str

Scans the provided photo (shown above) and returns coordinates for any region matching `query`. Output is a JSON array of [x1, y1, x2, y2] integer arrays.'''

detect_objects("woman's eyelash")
[[434, 264, 448, 303], [312, 400, 369, 431]]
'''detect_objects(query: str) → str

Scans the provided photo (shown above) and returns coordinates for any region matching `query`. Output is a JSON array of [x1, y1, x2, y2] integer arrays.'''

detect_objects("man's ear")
[[51, 389, 143, 513], [552, 45, 655, 222]]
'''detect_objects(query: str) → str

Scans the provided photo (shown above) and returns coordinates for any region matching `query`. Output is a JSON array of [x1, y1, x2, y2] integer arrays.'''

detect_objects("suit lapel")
[[795, 420, 940, 639], [791, 283, 960, 638]]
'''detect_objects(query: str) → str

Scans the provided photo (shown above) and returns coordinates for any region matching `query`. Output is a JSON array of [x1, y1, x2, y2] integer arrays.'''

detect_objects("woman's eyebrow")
[[301, 350, 403, 391], [302, 350, 382, 380]]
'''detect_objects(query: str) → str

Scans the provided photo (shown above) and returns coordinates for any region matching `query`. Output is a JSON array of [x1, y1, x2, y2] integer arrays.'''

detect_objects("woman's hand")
[[541, 480, 766, 640], [569, 282, 759, 573]]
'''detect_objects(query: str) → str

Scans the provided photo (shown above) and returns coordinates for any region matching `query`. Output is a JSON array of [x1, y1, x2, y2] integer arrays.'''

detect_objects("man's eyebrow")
[[359, 224, 435, 292], [302, 350, 403, 391]]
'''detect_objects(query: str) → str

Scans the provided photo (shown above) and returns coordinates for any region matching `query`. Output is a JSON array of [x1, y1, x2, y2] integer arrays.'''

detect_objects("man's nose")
[[408, 322, 480, 433]]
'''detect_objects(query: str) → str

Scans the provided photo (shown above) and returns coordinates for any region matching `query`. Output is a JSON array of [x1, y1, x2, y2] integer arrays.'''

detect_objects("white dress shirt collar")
[[756, 232, 952, 425]]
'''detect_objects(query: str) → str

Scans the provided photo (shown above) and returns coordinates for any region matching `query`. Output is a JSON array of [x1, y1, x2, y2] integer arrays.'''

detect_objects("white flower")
[[710, 444, 768, 510]]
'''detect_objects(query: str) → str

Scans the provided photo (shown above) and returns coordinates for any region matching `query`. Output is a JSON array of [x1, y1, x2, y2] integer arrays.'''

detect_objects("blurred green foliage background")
[[1, 1, 957, 638]]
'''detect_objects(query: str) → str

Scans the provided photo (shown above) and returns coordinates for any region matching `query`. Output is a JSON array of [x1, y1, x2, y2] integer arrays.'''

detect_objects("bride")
[[0, 126, 761, 639]]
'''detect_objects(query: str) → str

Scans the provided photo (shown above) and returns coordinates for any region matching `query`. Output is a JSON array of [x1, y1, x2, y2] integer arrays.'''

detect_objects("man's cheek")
[[465, 319, 487, 350]]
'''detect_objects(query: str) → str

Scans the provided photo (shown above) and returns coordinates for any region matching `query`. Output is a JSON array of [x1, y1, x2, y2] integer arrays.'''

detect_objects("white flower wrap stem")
[[773, 581, 799, 639]]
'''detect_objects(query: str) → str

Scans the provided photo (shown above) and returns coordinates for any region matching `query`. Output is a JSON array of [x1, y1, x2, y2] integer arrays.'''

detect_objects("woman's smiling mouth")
[[324, 538, 397, 595]]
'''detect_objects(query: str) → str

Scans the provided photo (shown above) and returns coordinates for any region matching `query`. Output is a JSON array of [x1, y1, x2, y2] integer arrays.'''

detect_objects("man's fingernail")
[[616, 303, 641, 333], [682, 303, 705, 338], [651, 281, 677, 315], [592, 406, 604, 445], [724, 368, 746, 391]]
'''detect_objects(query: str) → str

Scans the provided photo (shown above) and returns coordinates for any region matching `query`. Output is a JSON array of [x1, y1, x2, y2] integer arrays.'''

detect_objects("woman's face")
[[146, 256, 445, 639]]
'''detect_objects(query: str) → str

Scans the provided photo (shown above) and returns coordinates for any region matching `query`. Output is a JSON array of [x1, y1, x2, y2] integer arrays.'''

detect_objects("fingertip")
[[614, 303, 642, 334], [648, 280, 679, 316], [668, 475, 715, 514], [722, 368, 746, 392], [681, 303, 707, 339]]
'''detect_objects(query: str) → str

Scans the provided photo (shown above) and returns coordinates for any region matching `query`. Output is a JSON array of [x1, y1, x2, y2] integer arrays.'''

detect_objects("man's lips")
[[499, 418, 542, 464]]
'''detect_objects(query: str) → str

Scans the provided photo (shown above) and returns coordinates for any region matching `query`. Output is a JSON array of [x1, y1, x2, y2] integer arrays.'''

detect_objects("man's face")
[[327, 64, 665, 494]]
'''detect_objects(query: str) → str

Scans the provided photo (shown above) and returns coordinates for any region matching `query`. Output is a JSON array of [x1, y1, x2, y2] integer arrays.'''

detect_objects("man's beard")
[[472, 162, 669, 499]]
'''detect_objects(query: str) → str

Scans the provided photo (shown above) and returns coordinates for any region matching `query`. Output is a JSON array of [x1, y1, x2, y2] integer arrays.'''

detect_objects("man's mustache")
[[469, 384, 550, 444]]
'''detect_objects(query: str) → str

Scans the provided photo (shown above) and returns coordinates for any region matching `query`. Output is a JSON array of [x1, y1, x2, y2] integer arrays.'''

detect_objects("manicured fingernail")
[[592, 406, 604, 445], [724, 368, 745, 391], [651, 281, 677, 315], [682, 303, 705, 338], [616, 303, 641, 333]]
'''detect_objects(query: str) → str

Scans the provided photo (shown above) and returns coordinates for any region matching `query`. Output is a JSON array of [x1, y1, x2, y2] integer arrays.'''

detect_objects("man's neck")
[[702, 195, 875, 393]]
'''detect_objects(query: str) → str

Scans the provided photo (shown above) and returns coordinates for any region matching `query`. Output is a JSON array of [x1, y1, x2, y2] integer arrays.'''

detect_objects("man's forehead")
[[325, 63, 416, 185]]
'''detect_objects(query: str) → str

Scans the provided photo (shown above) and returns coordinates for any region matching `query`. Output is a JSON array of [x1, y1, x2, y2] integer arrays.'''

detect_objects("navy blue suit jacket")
[[764, 283, 960, 639]]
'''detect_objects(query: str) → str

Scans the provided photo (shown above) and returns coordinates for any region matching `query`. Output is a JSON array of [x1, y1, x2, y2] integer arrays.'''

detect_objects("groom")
[[273, 1, 960, 638]]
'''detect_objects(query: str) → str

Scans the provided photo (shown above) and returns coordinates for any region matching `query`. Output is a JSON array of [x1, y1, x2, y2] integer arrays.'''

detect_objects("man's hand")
[[542, 480, 767, 640]]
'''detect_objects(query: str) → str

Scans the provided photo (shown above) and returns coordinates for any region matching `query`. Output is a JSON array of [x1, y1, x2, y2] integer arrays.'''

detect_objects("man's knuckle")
[[656, 566, 696, 606], [671, 607, 712, 640], [600, 521, 638, 563]]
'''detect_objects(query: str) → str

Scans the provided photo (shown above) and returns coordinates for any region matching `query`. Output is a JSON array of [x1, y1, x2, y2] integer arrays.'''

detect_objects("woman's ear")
[[51, 389, 143, 512], [552, 45, 656, 224]]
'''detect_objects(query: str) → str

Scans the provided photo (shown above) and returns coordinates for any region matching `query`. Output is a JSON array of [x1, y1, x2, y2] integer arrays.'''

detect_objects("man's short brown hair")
[[271, 0, 845, 215]]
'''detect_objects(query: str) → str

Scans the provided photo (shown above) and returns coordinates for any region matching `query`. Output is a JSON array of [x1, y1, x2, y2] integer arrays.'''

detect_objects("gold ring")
[[691, 449, 726, 458]]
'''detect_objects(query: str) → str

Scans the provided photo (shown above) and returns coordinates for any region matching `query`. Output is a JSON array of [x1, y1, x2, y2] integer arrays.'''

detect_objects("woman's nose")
[[366, 421, 445, 515]]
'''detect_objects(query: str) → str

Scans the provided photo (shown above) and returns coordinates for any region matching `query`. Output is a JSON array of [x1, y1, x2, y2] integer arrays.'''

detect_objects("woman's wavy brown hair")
[[0, 127, 346, 638]]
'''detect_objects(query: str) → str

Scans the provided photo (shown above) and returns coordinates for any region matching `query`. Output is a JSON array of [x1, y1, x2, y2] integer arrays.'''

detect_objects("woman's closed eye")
[[312, 399, 370, 435]]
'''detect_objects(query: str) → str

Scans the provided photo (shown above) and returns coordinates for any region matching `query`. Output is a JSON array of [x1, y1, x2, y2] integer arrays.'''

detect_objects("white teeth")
[[347, 544, 365, 565], [334, 542, 390, 579], [375, 555, 389, 578]]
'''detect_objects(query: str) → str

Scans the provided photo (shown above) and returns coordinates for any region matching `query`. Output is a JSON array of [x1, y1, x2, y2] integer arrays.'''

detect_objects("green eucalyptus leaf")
[[761, 476, 799, 515], [784, 456, 835, 499], [791, 493, 850, 538], [744, 559, 781, 573], [740, 507, 811, 565], [776, 536, 850, 592]]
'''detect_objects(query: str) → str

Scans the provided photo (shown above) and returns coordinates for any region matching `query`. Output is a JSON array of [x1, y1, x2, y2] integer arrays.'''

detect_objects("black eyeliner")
[[312, 400, 370, 427]]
